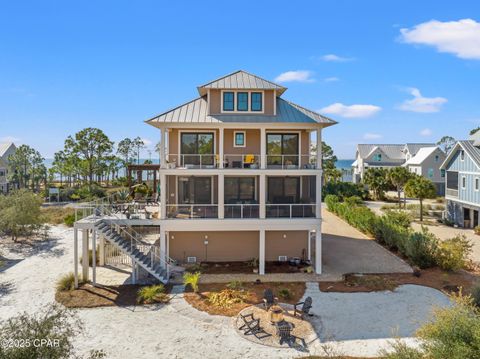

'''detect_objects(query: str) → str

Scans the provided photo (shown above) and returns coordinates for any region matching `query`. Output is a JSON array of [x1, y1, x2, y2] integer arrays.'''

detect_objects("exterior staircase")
[[94, 220, 169, 284]]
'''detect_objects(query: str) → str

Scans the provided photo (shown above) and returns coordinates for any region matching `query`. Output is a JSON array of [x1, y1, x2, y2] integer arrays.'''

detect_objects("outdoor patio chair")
[[275, 320, 293, 345], [239, 313, 270, 339], [294, 296, 312, 319], [262, 289, 278, 310]]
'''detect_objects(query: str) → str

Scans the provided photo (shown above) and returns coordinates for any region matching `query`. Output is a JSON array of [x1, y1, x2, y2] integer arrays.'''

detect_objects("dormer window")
[[223, 92, 234, 111], [237, 92, 248, 111], [373, 153, 382, 161], [251, 92, 262, 111]]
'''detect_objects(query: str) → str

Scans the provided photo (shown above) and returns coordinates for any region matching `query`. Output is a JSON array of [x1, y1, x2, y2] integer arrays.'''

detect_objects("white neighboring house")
[[403, 146, 446, 195], [0, 142, 16, 194], [352, 143, 435, 183]]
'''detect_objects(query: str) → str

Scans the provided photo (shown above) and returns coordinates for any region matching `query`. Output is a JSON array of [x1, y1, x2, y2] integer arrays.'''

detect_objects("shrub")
[[183, 271, 201, 293], [40, 207, 74, 225], [56, 272, 76, 292], [322, 181, 368, 201], [226, 280, 243, 290], [325, 194, 340, 211], [436, 235, 472, 271], [63, 214, 76, 227], [379, 339, 423, 359], [344, 195, 363, 207], [383, 210, 412, 228], [207, 289, 249, 308], [404, 229, 438, 269], [137, 284, 168, 304], [185, 263, 203, 273], [278, 288, 291, 300], [471, 284, 480, 307], [374, 215, 410, 252]]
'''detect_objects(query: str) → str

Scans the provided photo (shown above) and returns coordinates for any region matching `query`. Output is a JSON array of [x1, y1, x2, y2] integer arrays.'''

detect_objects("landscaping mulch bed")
[[184, 282, 306, 317], [56, 283, 171, 308], [319, 267, 479, 294], [196, 261, 310, 274]]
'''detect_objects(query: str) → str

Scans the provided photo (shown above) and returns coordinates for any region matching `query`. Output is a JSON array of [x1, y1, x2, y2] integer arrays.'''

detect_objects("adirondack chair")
[[262, 289, 277, 310], [294, 296, 313, 319], [239, 313, 271, 339], [276, 320, 293, 345]]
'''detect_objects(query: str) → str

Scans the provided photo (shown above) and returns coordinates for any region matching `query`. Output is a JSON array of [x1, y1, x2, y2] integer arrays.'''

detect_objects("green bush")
[[183, 271, 201, 293], [278, 288, 291, 300], [379, 339, 423, 359], [226, 280, 243, 290], [383, 210, 412, 228], [325, 194, 340, 211], [137, 284, 168, 304], [344, 195, 363, 207], [63, 213, 76, 227], [56, 272, 76, 292], [471, 284, 480, 307], [436, 235, 472, 271], [207, 289, 249, 308], [374, 215, 410, 251], [322, 181, 368, 201], [404, 229, 438, 269]]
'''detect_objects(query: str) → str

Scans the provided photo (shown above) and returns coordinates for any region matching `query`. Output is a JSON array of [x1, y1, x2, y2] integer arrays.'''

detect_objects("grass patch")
[[56, 272, 77, 292], [345, 274, 397, 291], [137, 284, 169, 304], [40, 206, 74, 225]]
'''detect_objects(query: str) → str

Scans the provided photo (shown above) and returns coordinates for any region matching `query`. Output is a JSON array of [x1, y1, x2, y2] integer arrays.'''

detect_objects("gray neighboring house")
[[441, 132, 480, 228], [0, 142, 16, 193], [403, 146, 446, 195], [352, 143, 436, 183]]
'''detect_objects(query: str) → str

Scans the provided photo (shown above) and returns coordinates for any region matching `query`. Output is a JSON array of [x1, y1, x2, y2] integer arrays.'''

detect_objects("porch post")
[[316, 128, 322, 169], [160, 227, 166, 268], [316, 174, 322, 219], [131, 260, 136, 285], [218, 174, 224, 218], [260, 128, 266, 169], [315, 224, 322, 274], [259, 174, 266, 219], [82, 229, 89, 282], [307, 230, 311, 261], [160, 173, 167, 219], [99, 234, 105, 266], [92, 229, 97, 286], [159, 128, 165, 169], [74, 228, 79, 288], [259, 229, 265, 275], [219, 128, 224, 169]]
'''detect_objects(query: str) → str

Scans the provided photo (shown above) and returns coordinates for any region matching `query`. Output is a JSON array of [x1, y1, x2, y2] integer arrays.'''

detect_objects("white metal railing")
[[166, 204, 218, 219], [105, 242, 132, 266], [266, 204, 316, 218], [166, 154, 217, 169], [223, 154, 260, 169], [224, 204, 260, 218], [266, 155, 317, 169]]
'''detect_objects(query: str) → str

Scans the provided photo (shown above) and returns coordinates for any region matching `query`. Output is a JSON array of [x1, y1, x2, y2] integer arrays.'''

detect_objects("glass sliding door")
[[224, 177, 258, 218], [266, 133, 299, 168], [180, 132, 214, 167], [178, 177, 212, 204], [267, 177, 300, 203]]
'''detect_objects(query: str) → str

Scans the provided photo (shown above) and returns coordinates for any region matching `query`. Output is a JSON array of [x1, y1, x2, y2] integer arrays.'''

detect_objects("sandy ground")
[[0, 225, 451, 358]]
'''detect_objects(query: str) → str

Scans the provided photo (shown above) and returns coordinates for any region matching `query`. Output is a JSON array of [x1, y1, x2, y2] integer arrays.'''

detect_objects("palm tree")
[[387, 167, 412, 208], [363, 167, 389, 200], [404, 175, 437, 222]]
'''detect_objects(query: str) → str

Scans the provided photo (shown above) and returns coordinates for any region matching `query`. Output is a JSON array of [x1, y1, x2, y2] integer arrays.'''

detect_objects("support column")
[[159, 128, 165, 169], [74, 228, 79, 288], [131, 261, 137, 285], [219, 128, 224, 169], [316, 128, 322, 169], [160, 173, 167, 219], [316, 174, 322, 219], [82, 229, 89, 282], [160, 227, 166, 268], [259, 230, 265, 275], [218, 174, 224, 219], [99, 235, 105, 266], [260, 128, 266, 169], [92, 229, 97, 286], [259, 174, 266, 219], [307, 230, 311, 261], [315, 224, 322, 274]]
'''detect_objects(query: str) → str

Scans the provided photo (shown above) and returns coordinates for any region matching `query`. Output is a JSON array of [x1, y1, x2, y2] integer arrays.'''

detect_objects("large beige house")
[[73, 70, 336, 286]]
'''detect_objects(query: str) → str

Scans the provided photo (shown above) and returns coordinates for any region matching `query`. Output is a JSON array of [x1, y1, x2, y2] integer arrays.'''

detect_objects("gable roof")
[[404, 143, 436, 156], [146, 97, 337, 126], [0, 142, 15, 159], [404, 146, 440, 166], [357, 144, 405, 160], [440, 140, 480, 170], [197, 70, 287, 96]]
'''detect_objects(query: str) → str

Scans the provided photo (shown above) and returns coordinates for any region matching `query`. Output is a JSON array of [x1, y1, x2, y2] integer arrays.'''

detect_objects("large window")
[[180, 132, 214, 166], [223, 92, 234, 111], [234, 131, 245, 147], [178, 177, 212, 204], [267, 177, 300, 203], [237, 92, 248, 111], [447, 171, 458, 190], [267, 133, 299, 167], [224, 177, 256, 203], [251, 92, 262, 111]]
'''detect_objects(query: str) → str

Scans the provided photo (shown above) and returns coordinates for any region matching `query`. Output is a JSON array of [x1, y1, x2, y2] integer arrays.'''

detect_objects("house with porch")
[[0, 142, 16, 194], [72, 70, 336, 287]]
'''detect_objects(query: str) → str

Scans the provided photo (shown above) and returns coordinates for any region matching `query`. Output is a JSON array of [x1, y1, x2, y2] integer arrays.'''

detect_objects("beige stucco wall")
[[168, 231, 259, 262], [265, 230, 308, 261], [224, 129, 260, 155]]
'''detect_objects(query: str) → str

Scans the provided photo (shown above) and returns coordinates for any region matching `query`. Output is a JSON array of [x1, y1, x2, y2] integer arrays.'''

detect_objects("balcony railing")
[[224, 204, 260, 218], [223, 154, 260, 169], [266, 204, 316, 218], [266, 155, 317, 169], [165, 154, 218, 169], [166, 204, 218, 219]]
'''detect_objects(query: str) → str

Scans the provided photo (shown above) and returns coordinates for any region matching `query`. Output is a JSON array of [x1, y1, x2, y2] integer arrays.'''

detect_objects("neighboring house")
[[403, 146, 446, 195], [352, 143, 436, 183], [441, 132, 480, 228], [0, 142, 16, 194]]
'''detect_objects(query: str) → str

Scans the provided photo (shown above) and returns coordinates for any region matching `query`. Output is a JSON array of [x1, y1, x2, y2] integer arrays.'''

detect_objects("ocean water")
[[335, 159, 354, 170]]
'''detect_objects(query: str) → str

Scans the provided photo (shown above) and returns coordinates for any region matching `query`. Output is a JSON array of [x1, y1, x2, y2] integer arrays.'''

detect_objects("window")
[[267, 177, 300, 203], [237, 92, 248, 111], [0, 170, 4, 177], [224, 177, 255, 203], [460, 150, 465, 161], [251, 92, 262, 111], [373, 153, 382, 161], [180, 132, 214, 166], [434, 155, 439, 163], [223, 92, 234, 111], [462, 176, 466, 189], [234, 131, 246, 147], [267, 133, 299, 167], [178, 177, 212, 204], [428, 168, 434, 178], [447, 171, 458, 190], [476, 178, 479, 191], [441, 169, 445, 178]]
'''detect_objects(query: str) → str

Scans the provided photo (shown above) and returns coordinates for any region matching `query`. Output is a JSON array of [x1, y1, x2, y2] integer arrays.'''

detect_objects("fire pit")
[[269, 305, 284, 325]]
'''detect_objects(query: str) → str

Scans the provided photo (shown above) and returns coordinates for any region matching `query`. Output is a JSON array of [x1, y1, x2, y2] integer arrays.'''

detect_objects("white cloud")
[[0, 136, 20, 143], [324, 77, 339, 82], [363, 133, 383, 140], [319, 103, 381, 118], [141, 138, 152, 146], [398, 87, 447, 113], [321, 54, 354, 62], [274, 70, 315, 83], [400, 19, 480, 60], [420, 128, 433, 136]]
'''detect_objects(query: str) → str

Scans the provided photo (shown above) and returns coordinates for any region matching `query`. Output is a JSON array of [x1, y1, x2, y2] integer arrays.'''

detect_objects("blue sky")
[[1, 1, 479, 159]]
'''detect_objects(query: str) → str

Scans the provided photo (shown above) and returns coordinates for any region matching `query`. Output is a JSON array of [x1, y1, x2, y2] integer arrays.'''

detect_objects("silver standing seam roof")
[[357, 144, 405, 160], [459, 140, 480, 167], [405, 143, 436, 156], [0, 142, 15, 158], [197, 70, 287, 96]]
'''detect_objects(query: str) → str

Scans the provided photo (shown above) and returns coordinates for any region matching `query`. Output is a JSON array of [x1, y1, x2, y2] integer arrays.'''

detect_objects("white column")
[[307, 230, 311, 261], [259, 174, 266, 219], [92, 229, 97, 286], [315, 224, 322, 274], [160, 173, 167, 219], [74, 228, 79, 288], [82, 229, 89, 282], [218, 174, 224, 219], [131, 261, 136, 285], [316, 128, 322, 169], [219, 128, 224, 169], [260, 128, 266, 169], [159, 128, 165, 169], [160, 227, 166, 268], [99, 235, 105, 266], [259, 230, 265, 275], [164, 128, 169, 163], [316, 174, 322, 219]]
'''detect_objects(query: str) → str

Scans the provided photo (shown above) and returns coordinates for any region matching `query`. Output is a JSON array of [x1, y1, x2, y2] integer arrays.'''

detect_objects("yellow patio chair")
[[244, 154, 255, 164]]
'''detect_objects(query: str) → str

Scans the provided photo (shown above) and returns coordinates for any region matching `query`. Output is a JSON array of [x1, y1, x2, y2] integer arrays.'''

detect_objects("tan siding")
[[265, 230, 308, 261], [209, 89, 221, 114], [168, 128, 219, 159], [264, 90, 274, 115], [169, 231, 258, 262], [224, 129, 261, 155]]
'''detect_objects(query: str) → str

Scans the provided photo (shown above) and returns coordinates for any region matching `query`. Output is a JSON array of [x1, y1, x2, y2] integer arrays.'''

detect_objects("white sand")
[[0, 225, 451, 358]]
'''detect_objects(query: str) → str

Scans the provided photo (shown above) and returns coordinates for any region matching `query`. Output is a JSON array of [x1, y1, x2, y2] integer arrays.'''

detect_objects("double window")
[[266, 133, 299, 167], [178, 177, 212, 204], [225, 177, 256, 203], [180, 132, 214, 166], [222, 91, 263, 112], [267, 177, 300, 203]]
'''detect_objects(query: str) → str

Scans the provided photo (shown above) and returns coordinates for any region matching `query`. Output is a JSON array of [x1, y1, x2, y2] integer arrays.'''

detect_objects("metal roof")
[[459, 140, 480, 167], [146, 97, 337, 127], [0, 142, 15, 158], [357, 144, 405, 160], [405, 143, 436, 156], [197, 70, 287, 96], [404, 146, 440, 166]]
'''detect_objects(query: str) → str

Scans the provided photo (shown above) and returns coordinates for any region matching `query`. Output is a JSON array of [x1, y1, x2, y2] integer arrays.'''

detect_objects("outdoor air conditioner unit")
[[278, 256, 288, 262], [187, 256, 197, 263]]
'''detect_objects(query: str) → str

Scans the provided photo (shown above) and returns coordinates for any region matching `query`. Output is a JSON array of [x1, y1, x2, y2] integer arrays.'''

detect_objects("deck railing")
[[166, 204, 218, 219], [266, 155, 317, 169], [224, 204, 260, 218], [266, 204, 316, 218]]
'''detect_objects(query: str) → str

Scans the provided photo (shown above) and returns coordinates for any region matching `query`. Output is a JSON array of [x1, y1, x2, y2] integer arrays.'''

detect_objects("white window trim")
[[460, 150, 465, 161], [233, 131, 246, 148], [462, 175, 466, 189], [220, 90, 265, 114], [475, 177, 479, 192]]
